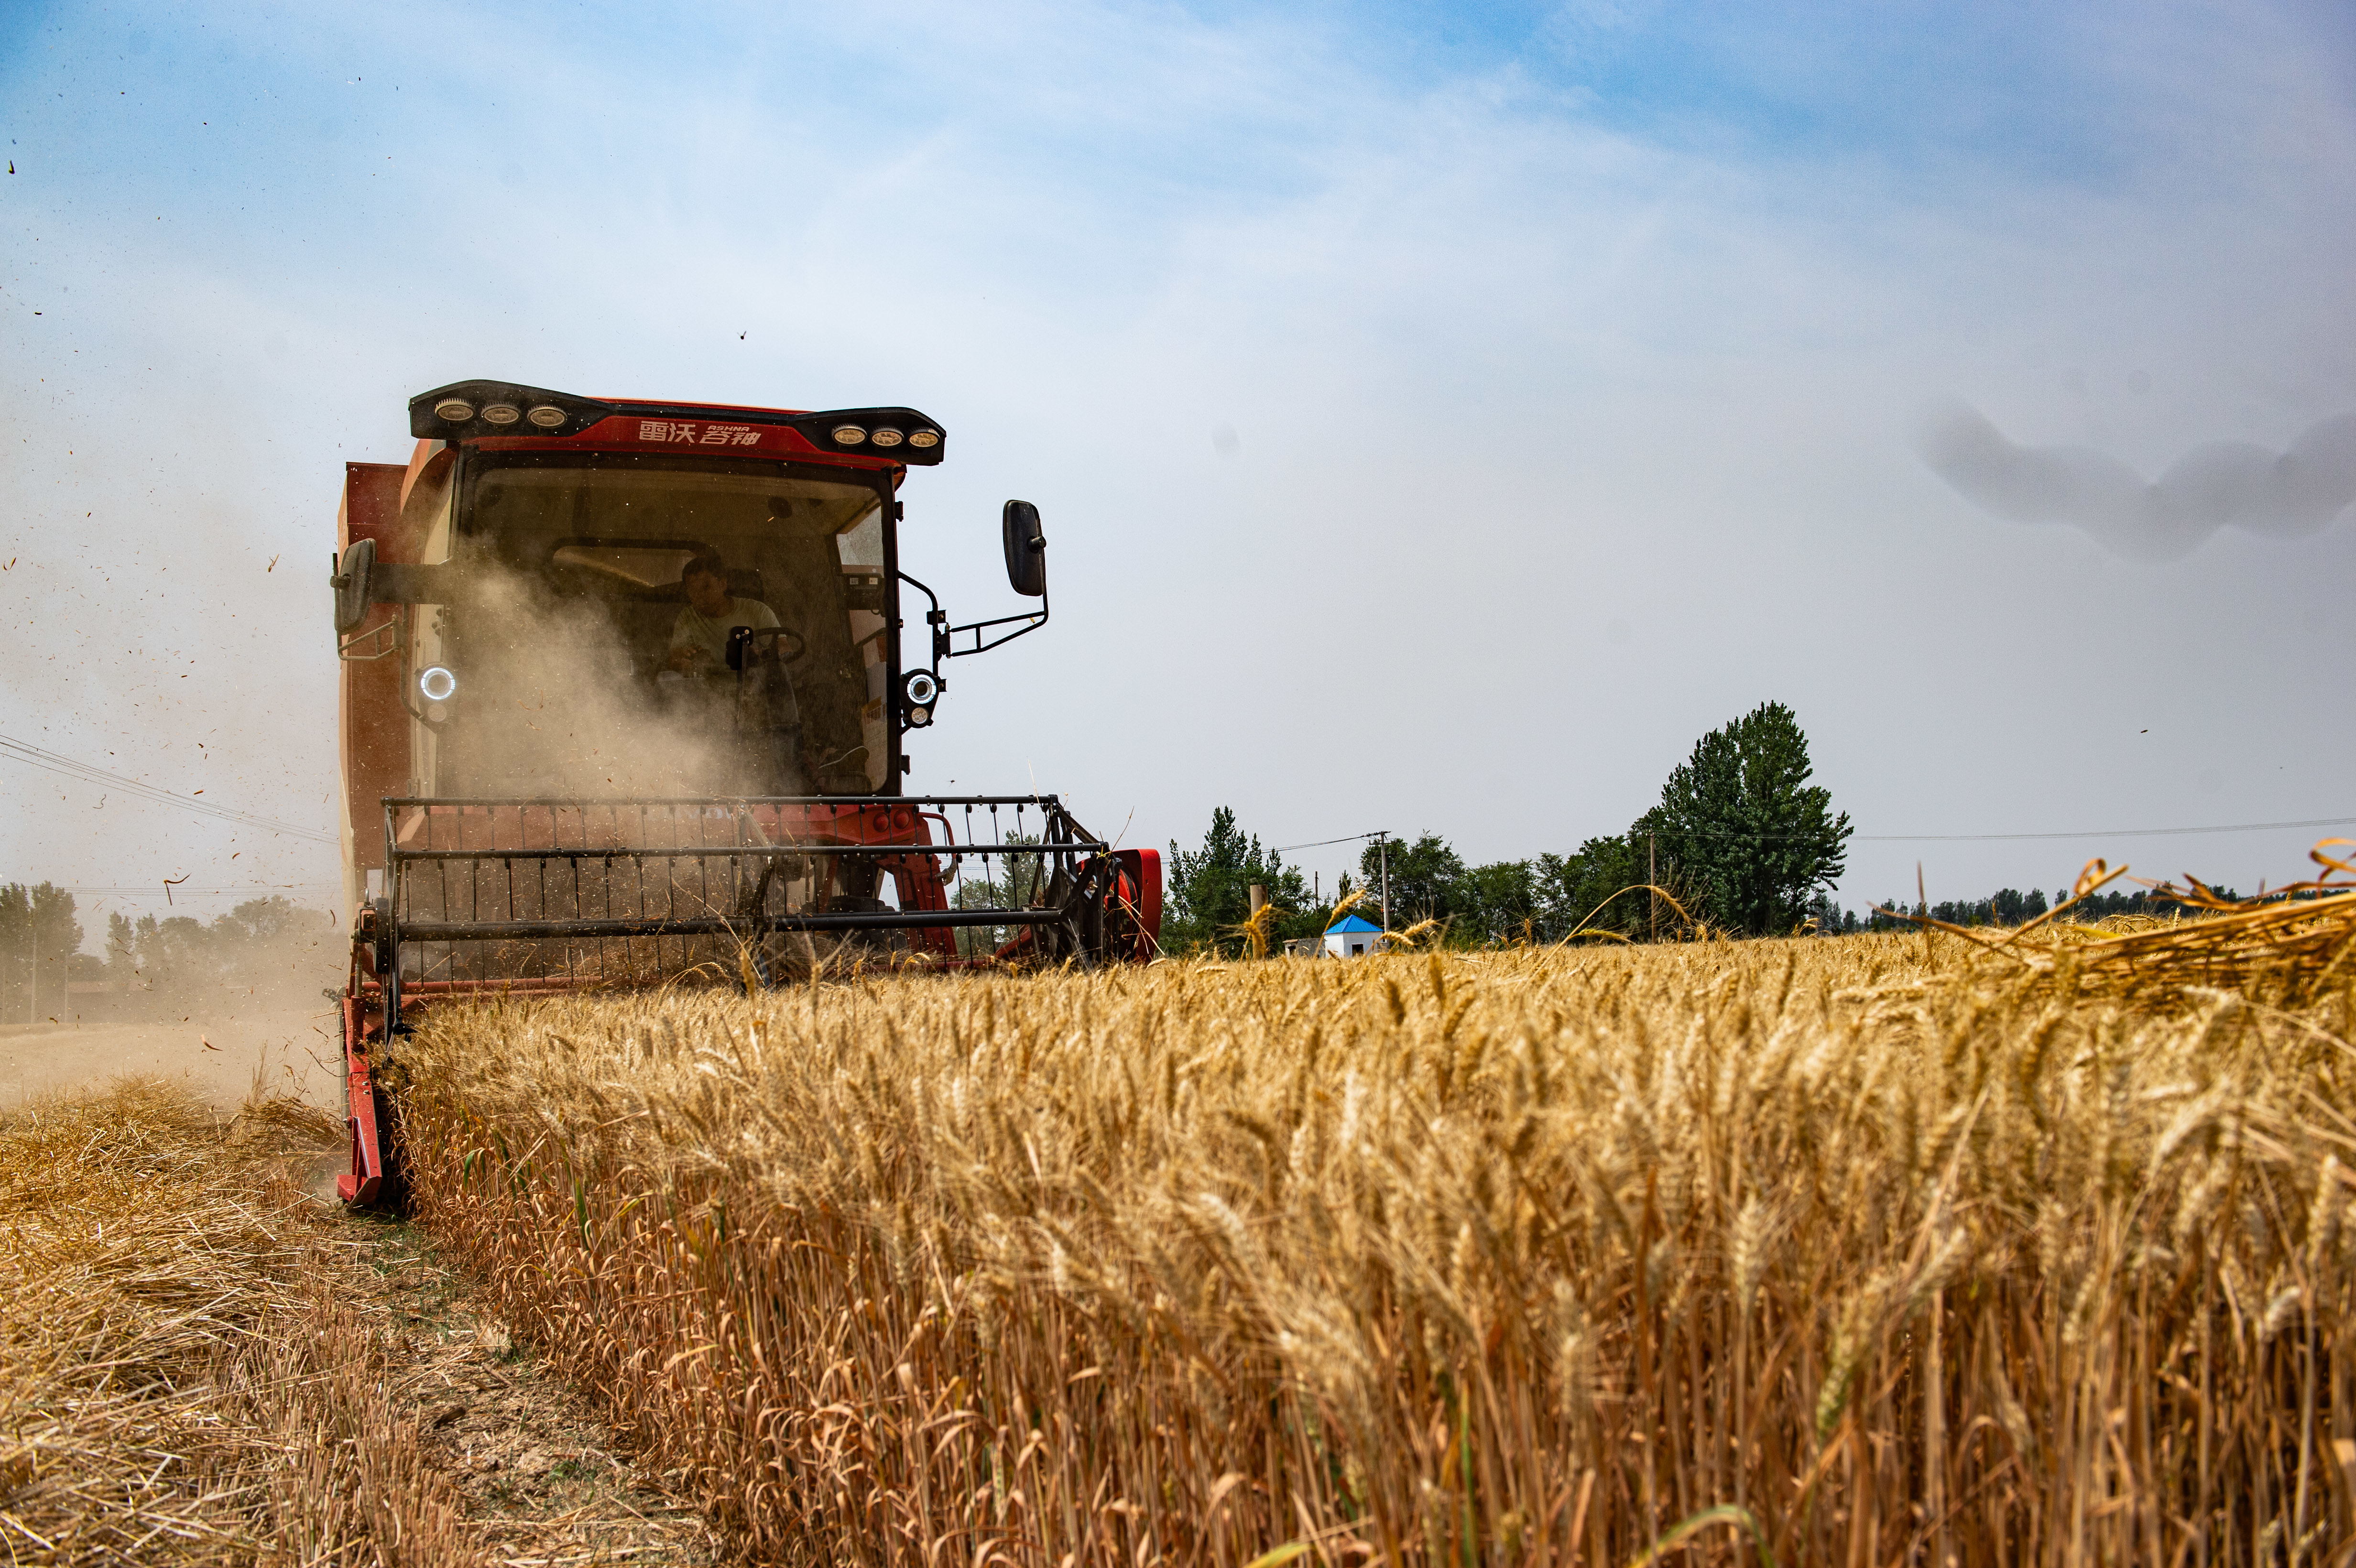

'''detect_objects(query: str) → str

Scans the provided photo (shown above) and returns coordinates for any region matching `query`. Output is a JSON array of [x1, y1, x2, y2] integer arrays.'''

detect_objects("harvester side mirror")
[[1002, 501, 1047, 599], [332, 538, 376, 633]]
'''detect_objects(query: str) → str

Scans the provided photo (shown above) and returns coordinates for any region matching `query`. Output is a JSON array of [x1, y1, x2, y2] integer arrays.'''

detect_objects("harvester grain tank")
[[330, 381, 1161, 1203]]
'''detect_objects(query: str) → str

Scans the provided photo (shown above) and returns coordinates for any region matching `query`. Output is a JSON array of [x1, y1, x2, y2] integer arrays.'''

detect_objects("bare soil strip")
[[345, 1215, 718, 1564]]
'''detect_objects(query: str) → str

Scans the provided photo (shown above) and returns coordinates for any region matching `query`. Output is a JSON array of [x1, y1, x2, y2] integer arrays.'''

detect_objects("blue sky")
[[3, 0, 2353, 929]]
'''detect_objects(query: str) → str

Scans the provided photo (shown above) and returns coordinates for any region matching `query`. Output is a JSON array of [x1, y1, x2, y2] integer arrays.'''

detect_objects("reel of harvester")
[[337, 792, 1157, 1203]]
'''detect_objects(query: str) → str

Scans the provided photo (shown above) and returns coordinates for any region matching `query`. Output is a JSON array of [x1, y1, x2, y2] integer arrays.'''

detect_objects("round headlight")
[[904, 670, 939, 707], [870, 427, 904, 448], [433, 398, 475, 422], [831, 424, 867, 444], [906, 428, 940, 449], [418, 665, 458, 703], [481, 403, 521, 425], [526, 404, 566, 428]]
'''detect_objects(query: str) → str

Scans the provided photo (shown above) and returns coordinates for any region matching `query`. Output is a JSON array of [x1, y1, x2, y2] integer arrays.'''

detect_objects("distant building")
[[1324, 913, 1385, 958]]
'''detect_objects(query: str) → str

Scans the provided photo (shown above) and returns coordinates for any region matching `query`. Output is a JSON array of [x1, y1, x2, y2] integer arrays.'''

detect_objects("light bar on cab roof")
[[406, 380, 947, 464]]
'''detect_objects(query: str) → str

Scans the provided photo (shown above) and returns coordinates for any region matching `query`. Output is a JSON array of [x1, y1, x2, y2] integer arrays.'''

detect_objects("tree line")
[[0, 882, 93, 1022], [1162, 701, 2230, 957], [0, 883, 335, 1019], [1166, 702, 1854, 953], [1818, 883, 2235, 934]]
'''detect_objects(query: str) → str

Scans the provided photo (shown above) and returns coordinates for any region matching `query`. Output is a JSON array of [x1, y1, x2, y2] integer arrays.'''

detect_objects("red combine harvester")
[[331, 380, 1161, 1204]]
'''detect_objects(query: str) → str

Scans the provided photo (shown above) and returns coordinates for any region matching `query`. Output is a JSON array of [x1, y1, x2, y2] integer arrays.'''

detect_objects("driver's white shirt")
[[670, 598, 780, 669]]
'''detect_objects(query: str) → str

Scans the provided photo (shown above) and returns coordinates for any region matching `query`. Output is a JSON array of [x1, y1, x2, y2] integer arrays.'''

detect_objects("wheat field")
[[383, 902, 2356, 1568]]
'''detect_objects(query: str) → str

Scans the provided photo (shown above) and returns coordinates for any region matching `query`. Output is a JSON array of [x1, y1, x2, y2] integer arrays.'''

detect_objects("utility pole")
[[1376, 832, 1391, 934], [1648, 831, 1658, 944]]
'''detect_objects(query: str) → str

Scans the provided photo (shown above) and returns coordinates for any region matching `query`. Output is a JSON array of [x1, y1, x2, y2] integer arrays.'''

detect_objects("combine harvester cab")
[[330, 381, 1160, 1204]]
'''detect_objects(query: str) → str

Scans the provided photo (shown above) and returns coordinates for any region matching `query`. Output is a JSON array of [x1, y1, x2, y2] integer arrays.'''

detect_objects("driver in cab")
[[666, 553, 778, 679]]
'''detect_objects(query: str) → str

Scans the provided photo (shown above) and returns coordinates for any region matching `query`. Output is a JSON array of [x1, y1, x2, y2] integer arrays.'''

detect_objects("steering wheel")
[[727, 624, 807, 670]]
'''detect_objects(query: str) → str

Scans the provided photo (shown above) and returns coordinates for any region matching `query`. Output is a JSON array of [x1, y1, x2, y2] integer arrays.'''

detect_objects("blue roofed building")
[[1324, 912, 1385, 958]]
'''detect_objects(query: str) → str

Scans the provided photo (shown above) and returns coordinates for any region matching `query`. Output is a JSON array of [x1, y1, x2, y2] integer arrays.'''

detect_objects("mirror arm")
[[946, 587, 1050, 657], [893, 570, 953, 669]]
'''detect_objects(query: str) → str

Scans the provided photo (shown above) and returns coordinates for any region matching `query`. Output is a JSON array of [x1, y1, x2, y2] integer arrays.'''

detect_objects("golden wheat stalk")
[[372, 893, 2356, 1566]]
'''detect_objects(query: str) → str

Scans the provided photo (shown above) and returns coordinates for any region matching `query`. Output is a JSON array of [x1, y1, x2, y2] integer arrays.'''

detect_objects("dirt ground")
[[0, 1002, 342, 1111], [1, 984, 724, 1560], [342, 1206, 721, 1564], [3, 1084, 720, 1565]]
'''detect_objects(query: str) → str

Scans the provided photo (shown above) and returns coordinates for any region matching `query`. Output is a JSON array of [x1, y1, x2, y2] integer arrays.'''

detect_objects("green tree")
[[1166, 808, 1312, 955], [215, 895, 306, 946], [1458, 859, 1540, 944], [1647, 701, 1851, 936], [1355, 833, 1466, 928], [133, 914, 212, 987], [106, 911, 137, 986], [1535, 835, 1655, 940], [0, 882, 83, 1018]]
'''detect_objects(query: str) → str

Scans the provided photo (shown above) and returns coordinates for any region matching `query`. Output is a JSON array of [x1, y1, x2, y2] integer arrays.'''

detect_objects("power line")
[[1676, 815, 2356, 844], [1276, 816, 2355, 851], [1857, 816, 2356, 843], [1269, 831, 1387, 852], [0, 733, 338, 846]]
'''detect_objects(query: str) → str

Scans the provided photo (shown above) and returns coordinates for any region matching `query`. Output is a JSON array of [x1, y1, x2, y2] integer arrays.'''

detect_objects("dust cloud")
[[0, 1011, 341, 1114], [0, 902, 344, 1112], [429, 560, 818, 801]]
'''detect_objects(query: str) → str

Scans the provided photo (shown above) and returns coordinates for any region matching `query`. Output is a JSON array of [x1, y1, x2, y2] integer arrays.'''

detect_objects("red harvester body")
[[333, 380, 1159, 1204]]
